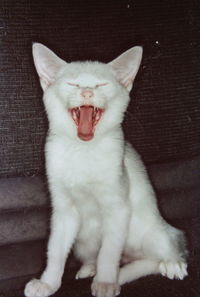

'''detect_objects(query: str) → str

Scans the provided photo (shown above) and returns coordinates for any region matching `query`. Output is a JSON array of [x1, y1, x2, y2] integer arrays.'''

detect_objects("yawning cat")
[[24, 44, 188, 297]]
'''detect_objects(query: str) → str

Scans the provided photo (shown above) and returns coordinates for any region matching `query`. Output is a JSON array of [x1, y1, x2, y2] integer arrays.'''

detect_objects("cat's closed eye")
[[66, 82, 80, 87], [95, 83, 108, 88], [66, 82, 108, 89]]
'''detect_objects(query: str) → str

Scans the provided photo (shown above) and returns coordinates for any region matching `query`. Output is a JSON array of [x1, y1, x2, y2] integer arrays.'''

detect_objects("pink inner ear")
[[108, 46, 143, 89], [32, 43, 66, 90]]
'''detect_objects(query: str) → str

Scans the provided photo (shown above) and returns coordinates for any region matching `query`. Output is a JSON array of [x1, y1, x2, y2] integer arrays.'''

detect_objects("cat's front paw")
[[24, 279, 55, 297], [91, 281, 120, 297]]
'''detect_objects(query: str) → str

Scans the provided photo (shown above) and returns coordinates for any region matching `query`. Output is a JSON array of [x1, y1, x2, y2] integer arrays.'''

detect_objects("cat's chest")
[[46, 136, 123, 187], [63, 150, 108, 185]]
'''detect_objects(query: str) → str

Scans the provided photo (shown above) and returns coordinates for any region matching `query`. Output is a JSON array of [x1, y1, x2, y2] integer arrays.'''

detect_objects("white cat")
[[24, 44, 188, 297]]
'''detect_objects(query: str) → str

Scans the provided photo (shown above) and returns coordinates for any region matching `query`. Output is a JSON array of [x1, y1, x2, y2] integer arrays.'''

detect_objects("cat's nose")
[[81, 89, 94, 99]]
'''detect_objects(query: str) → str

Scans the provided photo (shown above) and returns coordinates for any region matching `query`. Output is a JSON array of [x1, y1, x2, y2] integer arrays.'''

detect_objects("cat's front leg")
[[92, 197, 129, 297], [24, 190, 80, 297]]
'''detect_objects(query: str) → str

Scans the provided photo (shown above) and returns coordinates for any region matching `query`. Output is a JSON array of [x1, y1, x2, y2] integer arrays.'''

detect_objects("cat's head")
[[32, 43, 142, 142]]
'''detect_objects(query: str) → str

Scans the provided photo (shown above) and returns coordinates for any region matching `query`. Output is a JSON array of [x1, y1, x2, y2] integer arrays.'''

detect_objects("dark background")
[[0, 0, 199, 177]]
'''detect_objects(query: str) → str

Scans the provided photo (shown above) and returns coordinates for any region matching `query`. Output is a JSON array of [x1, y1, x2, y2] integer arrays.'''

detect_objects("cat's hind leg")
[[159, 260, 188, 280], [119, 258, 188, 285], [142, 223, 188, 280], [76, 263, 96, 279], [119, 222, 188, 285], [120, 224, 188, 285]]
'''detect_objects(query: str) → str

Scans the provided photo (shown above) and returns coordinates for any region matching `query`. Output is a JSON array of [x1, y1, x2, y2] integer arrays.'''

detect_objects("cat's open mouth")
[[69, 105, 104, 141]]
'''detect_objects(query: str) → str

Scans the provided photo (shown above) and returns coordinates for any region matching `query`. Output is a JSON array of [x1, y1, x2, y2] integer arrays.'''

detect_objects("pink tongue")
[[78, 106, 94, 141]]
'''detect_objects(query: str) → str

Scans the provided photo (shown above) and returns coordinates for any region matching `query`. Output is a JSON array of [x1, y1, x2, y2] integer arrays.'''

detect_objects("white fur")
[[24, 44, 188, 297]]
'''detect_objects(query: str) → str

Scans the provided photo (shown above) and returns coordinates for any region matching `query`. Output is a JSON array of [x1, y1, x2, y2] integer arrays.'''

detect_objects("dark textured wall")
[[0, 0, 199, 177]]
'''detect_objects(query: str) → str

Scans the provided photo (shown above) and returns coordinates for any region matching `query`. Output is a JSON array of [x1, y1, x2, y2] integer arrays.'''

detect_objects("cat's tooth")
[[94, 108, 98, 119], [96, 110, 100, 121], [73, 110, 77, 119]]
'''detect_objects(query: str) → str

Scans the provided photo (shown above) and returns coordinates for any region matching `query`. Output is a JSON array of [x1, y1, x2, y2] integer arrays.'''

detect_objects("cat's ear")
[[32, 43, 66, 91], [109, 46, 143, 91]]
